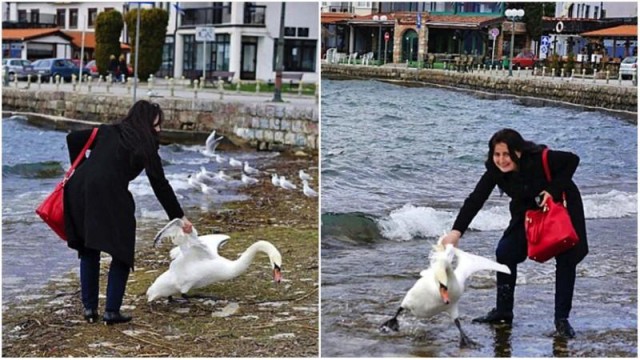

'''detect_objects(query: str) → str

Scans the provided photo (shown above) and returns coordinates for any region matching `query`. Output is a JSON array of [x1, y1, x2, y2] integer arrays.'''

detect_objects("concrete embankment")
[[2, 88, 319, 150], [322, 64, 637, 123]]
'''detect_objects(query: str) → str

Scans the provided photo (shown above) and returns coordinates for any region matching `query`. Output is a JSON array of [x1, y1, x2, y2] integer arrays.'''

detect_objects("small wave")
[[2, 161, 65, 179], [583, 190, 637, 219], [321, 212, 382, 244]]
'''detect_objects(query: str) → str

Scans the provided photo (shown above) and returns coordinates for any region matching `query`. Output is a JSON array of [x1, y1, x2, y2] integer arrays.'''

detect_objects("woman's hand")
[[440, 230, 462, 248], [181, 216, 193, 234], [538, 190, 552, 207]]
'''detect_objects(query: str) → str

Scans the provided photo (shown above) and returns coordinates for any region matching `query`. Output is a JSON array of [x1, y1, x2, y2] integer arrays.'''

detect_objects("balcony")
[[244, 4, 266, 25], [181, 6, 231, 27]]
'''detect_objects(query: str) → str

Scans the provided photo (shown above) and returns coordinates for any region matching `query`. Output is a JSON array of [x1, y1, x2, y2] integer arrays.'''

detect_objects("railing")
[[181, 6, 231, 26], [244, 4, 266, 25]]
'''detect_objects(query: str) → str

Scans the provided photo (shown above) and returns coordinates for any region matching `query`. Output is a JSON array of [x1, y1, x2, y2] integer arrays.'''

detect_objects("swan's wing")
[[153, 218, 197, 247], [453, 247, 511, 287], [197, 234, 231, 257]]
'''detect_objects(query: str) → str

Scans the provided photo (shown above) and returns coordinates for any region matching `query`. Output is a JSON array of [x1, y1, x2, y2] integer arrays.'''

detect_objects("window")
[[584, 5, 589, 18], [183, 34, 231, 75], [594, 6, 599, 19], [88, 8, 97, 27], [284, 27, 296, 37], [273, 39, 317, 72], [69, 8, 78, 28], [297, 27, 309, 38], [30, 9, 39, 23], [56, 9, 66, 27], [18, 10, 26, 22]]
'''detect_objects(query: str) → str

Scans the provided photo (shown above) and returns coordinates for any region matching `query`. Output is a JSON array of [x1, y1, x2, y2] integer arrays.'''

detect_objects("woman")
[[108, 54, 119, 82], [441, 128, 588, 338], [64, 100, 193, 325], [118, 54, 128, 83]]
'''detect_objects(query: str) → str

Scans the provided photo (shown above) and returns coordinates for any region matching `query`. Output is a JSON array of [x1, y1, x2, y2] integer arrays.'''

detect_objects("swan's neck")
[[230, 241, 275, 277]]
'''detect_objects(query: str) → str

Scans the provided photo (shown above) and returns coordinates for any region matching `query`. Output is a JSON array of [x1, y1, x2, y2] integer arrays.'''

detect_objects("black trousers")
[[495, 219, 577, 320], [80, 248, 130, 312]]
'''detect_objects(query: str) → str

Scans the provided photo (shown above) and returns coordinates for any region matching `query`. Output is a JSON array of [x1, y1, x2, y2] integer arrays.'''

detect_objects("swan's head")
[[271, 251, 283, 283], [430, 244, 455, 304]]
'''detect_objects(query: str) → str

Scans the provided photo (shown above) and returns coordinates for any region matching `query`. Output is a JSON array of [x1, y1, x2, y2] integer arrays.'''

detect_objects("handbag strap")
[[541, 147, 567, 203], [63, 128, 98, 183]]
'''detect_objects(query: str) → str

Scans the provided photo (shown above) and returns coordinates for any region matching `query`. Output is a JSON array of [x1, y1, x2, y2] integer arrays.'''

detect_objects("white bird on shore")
[[215, 170, 234, 182], [271, 173, 280, 187], [229, 157, 242, 167], [196, 166, 216, 183], [241, 173, 259, 186], [243, 161, 260, 175], [201, 129, 224, 157], [279, 176, 297, 190], [299, 170, 312, 181], [302, 179, 317, 197], [380, 238, 511, 347], [188, 174, 217, 195], [147, 218, 283, 302]]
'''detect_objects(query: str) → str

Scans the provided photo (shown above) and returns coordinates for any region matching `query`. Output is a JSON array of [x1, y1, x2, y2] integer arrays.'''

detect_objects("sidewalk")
[[4, 79, 318, 107]]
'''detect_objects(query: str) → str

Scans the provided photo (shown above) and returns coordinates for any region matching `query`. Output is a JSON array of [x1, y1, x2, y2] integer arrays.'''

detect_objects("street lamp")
[[372, 15, 387, 65], [505, 8, 525, 77]]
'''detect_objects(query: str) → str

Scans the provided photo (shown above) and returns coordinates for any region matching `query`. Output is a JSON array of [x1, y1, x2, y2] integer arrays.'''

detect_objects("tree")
[[124, 7, 169, 81], [95, 10, 124, 76]]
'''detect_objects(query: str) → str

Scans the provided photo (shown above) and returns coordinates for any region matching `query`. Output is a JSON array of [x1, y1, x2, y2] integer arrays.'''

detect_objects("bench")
[[209, 71, 235, 84], [281, 73, 304, 89]]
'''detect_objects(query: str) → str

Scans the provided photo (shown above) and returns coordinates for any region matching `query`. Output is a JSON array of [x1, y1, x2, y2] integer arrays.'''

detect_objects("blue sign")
[[541, 36, 551, 46], [417, 13, 421, 29]]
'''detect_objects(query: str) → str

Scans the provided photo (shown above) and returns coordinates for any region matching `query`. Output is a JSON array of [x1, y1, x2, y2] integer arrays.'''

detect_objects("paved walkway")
[[4, 79, 318, 107]]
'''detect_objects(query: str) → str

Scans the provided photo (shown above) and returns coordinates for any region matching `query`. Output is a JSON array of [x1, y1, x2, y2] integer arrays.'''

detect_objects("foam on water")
[[376, 191, 636, 241]]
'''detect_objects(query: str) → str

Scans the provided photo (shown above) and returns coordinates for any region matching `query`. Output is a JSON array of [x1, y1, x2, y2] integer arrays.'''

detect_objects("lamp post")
[[505, 8, 524, 77], [373, 15, 387, 65]]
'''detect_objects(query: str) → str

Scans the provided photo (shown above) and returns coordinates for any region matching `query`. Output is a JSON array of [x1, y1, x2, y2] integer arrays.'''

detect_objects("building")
[[2, 2, 319, 83]]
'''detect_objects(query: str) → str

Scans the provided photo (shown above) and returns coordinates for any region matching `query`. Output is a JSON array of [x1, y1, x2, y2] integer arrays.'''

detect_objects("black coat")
[[452, 147, 588, 265], [64, 124, 184, 268]]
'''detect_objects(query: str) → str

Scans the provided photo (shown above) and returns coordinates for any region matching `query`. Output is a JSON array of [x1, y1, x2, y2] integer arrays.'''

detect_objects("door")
[[241, 37, 257, 80]]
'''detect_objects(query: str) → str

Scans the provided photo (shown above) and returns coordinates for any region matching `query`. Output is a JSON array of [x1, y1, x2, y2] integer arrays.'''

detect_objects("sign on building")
[[195, 27, 215, 42]]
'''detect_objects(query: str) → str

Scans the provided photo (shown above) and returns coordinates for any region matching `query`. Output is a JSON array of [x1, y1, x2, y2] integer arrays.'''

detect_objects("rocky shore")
[[2, 151, 319, 357]]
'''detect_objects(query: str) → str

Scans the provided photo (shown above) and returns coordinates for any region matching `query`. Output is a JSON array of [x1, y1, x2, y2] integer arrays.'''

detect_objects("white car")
[[619, 56, 637, 80]]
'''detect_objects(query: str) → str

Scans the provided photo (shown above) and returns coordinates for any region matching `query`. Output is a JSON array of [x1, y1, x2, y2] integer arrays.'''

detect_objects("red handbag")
[[36, 128, 98, 241], [525, 148, 579, 263]]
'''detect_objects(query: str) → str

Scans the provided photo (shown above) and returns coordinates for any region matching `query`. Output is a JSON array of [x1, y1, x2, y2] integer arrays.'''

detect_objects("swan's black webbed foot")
[[380, 307, 403, 333]]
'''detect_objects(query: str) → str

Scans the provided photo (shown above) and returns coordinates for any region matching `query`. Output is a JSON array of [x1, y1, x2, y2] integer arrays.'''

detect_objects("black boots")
[[83, 309, 99, 324], [103, 311, 132, 325], [554, 319, 576, 338], [472, 284, 514, 325]]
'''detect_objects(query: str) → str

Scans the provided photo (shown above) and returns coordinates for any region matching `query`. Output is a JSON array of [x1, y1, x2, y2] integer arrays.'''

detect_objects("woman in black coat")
[[64, 100, 193, 325], [441, 128, 588, 338]]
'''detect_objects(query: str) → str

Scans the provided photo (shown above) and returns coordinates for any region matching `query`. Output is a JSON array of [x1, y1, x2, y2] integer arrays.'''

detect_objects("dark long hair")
[[118, 100, 163, 175], [485, 128, 542, 172]]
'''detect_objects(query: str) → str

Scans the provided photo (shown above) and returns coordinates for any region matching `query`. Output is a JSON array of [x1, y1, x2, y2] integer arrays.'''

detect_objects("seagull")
[[215, 170, 234, 182], [188, 174, 217, 195], [229, 157, 242, 167], [271, 173, 280, 187], [299, 170, 312, 181], [279, 176, 297, 190], [302, 179, 317, 197], [201, 129, 224, 157], [214, 154, 226, 164], [241, 173, 259, 186], [196, 166, 216, 183], [380, 238, 511, 347], [243, 161, 260, 175], [147, 218, 283, 302]]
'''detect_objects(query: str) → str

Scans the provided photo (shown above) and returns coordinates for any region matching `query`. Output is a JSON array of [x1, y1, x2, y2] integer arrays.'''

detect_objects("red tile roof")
[[2, 28, 67, 41], [63, 31, 130, 51], [581, 25, 638, 37]]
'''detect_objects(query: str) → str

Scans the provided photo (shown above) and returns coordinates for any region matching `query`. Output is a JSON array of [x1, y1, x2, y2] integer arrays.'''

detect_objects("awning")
[[581, 25, 637, 38]]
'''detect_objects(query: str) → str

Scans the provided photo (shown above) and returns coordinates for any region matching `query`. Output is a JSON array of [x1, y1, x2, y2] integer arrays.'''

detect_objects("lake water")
[[2, 115, 281, 306], [320, 79, 637, 357]]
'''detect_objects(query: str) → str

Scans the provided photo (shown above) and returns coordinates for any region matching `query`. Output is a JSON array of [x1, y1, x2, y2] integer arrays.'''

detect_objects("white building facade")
[[555, 1, 638, 19], [3, 1, 319, 83]]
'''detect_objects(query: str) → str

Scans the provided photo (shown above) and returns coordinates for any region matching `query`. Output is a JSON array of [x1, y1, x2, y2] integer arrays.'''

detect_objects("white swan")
[[147, 218, 283, 302], [380, 240, 511, 346], [201, 129, 224, 157]]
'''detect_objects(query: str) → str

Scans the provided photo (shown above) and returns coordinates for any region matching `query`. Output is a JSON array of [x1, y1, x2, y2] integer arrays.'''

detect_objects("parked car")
[[1, 58, 36, 81], [31, 58, 89, 82], [619, 56, 637, 80], [511, 51, 537, 69], [84, 60, 99, 78]]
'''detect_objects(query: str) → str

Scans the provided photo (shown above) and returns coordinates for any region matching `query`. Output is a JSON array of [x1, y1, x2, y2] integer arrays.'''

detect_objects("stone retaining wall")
[[2, 89, 318, 150], [322, 64, 637, 118]]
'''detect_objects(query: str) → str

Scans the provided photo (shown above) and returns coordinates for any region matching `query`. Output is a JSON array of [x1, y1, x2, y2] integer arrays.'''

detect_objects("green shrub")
[[125, 8, 169, 81], [95, 10, 124, 75]]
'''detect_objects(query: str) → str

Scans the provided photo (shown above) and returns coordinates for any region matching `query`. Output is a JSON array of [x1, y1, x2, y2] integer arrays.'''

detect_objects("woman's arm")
[[451, 171, 496, 236], [545, 150, 580, 201], [146, 152, 185, 221]]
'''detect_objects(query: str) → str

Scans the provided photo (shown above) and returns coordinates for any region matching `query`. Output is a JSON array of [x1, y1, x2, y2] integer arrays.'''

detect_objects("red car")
[[511, 51, 537, 68]]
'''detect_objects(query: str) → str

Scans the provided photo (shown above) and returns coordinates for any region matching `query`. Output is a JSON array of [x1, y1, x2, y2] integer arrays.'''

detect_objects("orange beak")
[[439, 284, 450, 304], [273, 267, 282, 283]]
